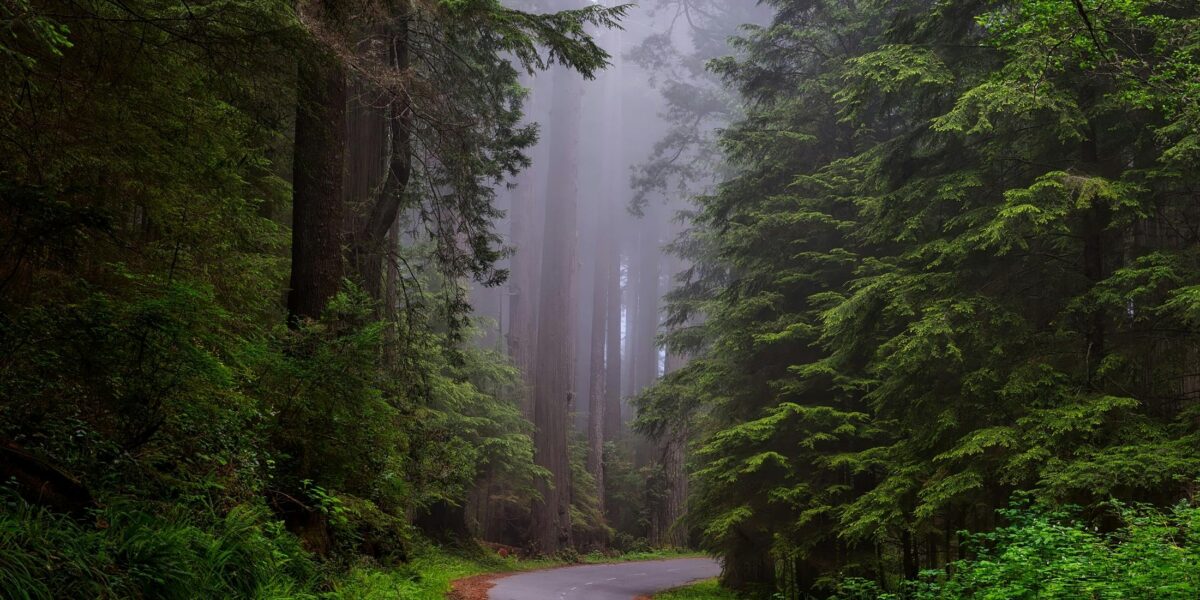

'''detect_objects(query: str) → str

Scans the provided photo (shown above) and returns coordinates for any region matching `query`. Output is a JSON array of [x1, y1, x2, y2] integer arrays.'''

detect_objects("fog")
[[467, 0, 773, 550]]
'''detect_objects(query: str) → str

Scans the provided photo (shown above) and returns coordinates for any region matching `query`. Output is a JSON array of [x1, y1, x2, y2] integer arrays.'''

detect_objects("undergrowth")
[[832, 502, 1200, 600], [650, 580, 734, 600], [0, 492, 697, 599], [0, 496, 317, 600]]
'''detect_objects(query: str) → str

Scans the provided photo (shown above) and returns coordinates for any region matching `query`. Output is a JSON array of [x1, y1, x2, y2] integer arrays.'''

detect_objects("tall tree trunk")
[[653, 425, 688, 547], [590, 21, 623, 502], [288, 33, 347, 322], [600, 20, 624, 444], [1080, 119, 1109, 386], [901, 528, 919, 580], [574, 235, 596, 432], [657, 314, 690, 548], [342, 63, 387, 246], [603, 250, 623, 442], [586, 206, 611, 512], [666, 426, 688, 547], [530, 58, 582, 554], [351, 22, 411, 302], [631, 202, 662, 395], [507, 73, 544, 418], [622, 243, 637, 401]]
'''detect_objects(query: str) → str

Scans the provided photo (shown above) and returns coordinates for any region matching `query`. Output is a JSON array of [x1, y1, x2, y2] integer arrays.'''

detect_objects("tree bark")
[[657, 324, 690, 547], [351, 22, 412, 302], [1080, 119, 1109, 386], [288, 34, 347, 323], [651, 425, 688, 547], [599, 21, 625, 444], [507, 73, 543, 418], [631, 202, 662, 395], [586, 206, 611, 512], [603, 249, 623, 442], [530, 58, 582, 555], [901, 528, 919, 580]]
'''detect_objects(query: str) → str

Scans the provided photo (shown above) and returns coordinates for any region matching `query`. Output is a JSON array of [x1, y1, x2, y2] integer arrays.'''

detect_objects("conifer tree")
[[659, 0, 1200, 595]]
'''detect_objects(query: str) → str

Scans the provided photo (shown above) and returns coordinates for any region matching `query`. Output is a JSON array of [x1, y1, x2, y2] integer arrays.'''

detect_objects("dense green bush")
[[0, 492, 565, 600], [659, 0, 1200, 593], [0, 494, 317, 600], [0, 280, 541, 595], [833, 503, 1200, 600]]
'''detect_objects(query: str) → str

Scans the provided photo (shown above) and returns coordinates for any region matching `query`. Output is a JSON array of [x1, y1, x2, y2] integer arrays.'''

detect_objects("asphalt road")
[[488, 558, 721, 600]]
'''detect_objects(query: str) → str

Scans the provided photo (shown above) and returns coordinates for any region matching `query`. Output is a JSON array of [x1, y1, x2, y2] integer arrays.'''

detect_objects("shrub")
[[833, 502, 1200, 600], [0, 494, 317, 600]]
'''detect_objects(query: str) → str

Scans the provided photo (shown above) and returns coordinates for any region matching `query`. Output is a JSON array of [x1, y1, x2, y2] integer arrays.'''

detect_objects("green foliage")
[[569, 434, 611, 549], [602, 440, 652, 550], [375, 0, 628, 291], [658, 0, 1200, 595], [0, 0, 71, 68], [0, 494, 317, 600], [442, 1, 630, 80], [834, 502, 1200, 600], [651, 579, 736, 600], [0, 0, 620, 596]]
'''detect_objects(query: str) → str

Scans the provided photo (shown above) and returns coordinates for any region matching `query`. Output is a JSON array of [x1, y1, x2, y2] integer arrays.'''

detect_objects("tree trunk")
[[622, 244, 637, 401], [722, 535, 775, 593], [530, 58, 582, 555], [604, 249, 623, 442], [288, 37, 347, 322], [417, 500, 471, 545], [661, 359, 690, 549], [1080, 120, 1109, 387], [901, 528, 919, 580], [632, 203, 662, 395], [507, 71, 544, 418], [351, 22, 412, 302], [586, 206, 611, 513]]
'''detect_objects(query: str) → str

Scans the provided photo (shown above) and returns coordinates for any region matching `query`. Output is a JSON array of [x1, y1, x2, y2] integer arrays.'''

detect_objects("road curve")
[[488, 558, 721, 600]]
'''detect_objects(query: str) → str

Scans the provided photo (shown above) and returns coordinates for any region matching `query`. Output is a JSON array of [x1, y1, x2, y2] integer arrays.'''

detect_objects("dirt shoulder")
[[448, 571, 509, 600]]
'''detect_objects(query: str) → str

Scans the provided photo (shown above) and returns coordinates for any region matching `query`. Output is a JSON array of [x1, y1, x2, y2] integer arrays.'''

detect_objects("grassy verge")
[[582, 549, 707, 564], [649, 579, 736, 599], [330, 549, 560, 600], [331, 547, 711, 599], [329, 547, 711, 599]]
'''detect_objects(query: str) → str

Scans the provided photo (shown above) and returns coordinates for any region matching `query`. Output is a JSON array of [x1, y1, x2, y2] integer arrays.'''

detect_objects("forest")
[[1, 0, 1200, 599]]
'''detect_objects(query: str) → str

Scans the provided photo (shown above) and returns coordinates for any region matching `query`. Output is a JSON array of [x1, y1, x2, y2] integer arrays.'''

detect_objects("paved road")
[[489, 558, 721, 600]]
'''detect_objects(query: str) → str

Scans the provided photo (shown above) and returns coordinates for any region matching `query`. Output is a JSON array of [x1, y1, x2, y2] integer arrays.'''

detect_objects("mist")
[[466, 0, 773, 552]]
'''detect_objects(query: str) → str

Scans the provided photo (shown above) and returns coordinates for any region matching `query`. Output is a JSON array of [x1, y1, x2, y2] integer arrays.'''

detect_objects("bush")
[[834, 503, 1200, 600], [0, 494, 317, 600]]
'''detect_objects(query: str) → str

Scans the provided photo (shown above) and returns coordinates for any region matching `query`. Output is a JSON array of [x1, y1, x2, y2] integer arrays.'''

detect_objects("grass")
[[649, 579, 736, 599], [582, 548, 708, 564], [329, 549, 560, 600]]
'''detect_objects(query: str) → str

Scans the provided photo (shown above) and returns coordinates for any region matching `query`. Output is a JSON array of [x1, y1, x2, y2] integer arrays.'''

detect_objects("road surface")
[[489, 558, 721, 600]]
